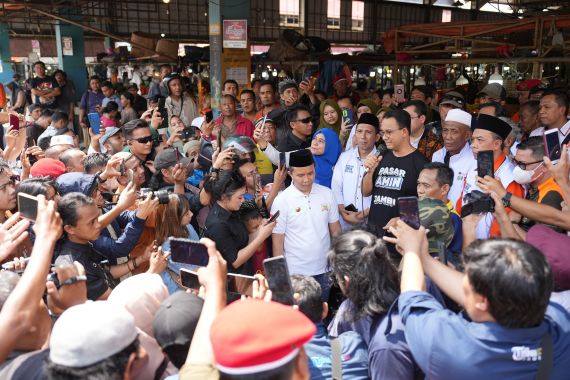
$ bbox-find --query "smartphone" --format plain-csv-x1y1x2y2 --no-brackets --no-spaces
158,98,169,129
180,268,201,290
88,113,101,134
263,256,295,305
9,114,19,131
169,238,209,266
398,196,421,230
279,152,286,168
2,256,31,270
342,109,354,129
174,148,181,164
18,193,38,221
477,150,495,178
127,168,134,183
543,129,562,164
395,84,405,103
437,241,447,265
344,204,358,212
181,127,194,140
267,210,280,224
205,109,214,123
227,273,257,298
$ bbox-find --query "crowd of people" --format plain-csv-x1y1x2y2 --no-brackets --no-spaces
0,60,569,379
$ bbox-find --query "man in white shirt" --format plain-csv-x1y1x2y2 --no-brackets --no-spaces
538,90,570,147
271,149,341,301
332,113,380,230
432,109,475,206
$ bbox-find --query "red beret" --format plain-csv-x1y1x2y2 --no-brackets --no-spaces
516,79,542,92
30,158,66,179
210,299,316,375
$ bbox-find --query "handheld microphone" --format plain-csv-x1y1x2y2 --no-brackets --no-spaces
363,146,386,174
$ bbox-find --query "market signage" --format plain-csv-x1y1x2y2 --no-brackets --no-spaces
223,20,247,49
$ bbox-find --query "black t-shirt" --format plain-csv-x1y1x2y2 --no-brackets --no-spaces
30,76,59,108
204,203,251,275
55,239,116,300
368,149,428,232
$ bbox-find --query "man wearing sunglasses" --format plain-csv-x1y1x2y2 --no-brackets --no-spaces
123,119,155,187
0,162,18,224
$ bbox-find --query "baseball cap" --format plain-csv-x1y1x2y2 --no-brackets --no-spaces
30,158,66,179
440,91,465,108
278,79,298,94
191,116,204,129
419,197,454,254
49,301,138,367
100,127,122,145
477,83,506,100
223,136,257,154
154,148,193,171
210,299,316,375
153,291,204,348
516,79,543,92
50,135,74,147
444,109,472,127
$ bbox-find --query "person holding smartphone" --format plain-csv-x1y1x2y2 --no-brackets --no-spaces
204,171,276,275
457,114,524,240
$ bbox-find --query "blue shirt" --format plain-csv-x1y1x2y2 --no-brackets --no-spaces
79,90,105,113
102,94,122,110
306,323,369,380
399,291,570,380
329,300,424,380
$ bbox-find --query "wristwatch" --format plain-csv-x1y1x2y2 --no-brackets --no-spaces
501,192,512,208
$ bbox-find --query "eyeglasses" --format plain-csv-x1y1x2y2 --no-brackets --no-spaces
130,136,153,144
512,158,543,170
0,175,19,191
296,117,312,124
379,128,404,138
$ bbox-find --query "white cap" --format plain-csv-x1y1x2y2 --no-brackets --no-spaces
444,109,472,127
191,116,205,129
50,135,74,147
49,301,138,367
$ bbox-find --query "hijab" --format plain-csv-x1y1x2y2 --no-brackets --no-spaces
319,99,342,135
312,128,342,188
357,99,380,117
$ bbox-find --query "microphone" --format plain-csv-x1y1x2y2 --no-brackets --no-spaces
363,146,386,174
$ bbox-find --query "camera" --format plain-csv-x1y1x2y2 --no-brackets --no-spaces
138,188,171,204
47,272,60,288
460,190,495,218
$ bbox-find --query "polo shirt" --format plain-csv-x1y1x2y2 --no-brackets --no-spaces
55,239,116,300
214,114,254,138
332,147,377,230
271,183,339,276
432,143,475,206
102,94,122,110
79,90,106,113
399,290,570,380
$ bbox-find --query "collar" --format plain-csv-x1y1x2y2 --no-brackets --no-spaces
559,119,570,137
290,182,315,197
289,130,307,146
493,153,507,172
356,146,377,160
466,319,548,342
537,176,559,192
212,202,233,221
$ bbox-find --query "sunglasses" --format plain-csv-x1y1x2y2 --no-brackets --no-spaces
130,136,153,144
296,117,312,124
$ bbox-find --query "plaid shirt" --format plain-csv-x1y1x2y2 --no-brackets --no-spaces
417,127,443,161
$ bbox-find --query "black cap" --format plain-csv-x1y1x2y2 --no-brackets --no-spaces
289,148,314,168
154,148,193,171
357,113,380,131
472,114,512,140
153,292,204,348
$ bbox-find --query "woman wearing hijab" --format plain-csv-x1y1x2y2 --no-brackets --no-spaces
318,99,342,135
356,99,380,120
311,127,342,188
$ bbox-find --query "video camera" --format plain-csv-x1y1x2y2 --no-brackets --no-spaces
138,188,171,205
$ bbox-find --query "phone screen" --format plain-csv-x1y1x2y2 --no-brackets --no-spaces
169,238,209,266
18,193,38,221
226,273,257,297
263,256,295,305
279,152,286,168
267,210,280,224
477,150,495,178
180,269,201,290
88,113,101,134
395,84,405,103
9,114,19,131
344,204,357,212
398,196,421,230
342,109,354,128
205,109,214,123
158,98,169,129
544,130,562,163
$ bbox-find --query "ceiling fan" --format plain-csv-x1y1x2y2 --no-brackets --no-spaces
452,1,464,6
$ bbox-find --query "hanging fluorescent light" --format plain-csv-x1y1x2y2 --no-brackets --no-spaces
414,77,426,86
163,0,171,3
488,67,503,85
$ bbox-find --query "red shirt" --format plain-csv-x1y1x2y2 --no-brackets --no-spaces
214,114,254,138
